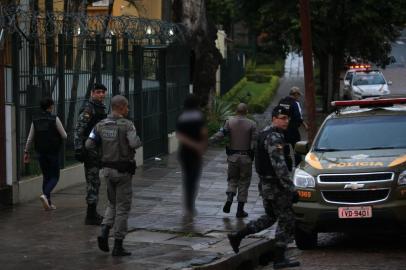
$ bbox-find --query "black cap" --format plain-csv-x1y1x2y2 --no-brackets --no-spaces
272,105,290,117
93,83,107,92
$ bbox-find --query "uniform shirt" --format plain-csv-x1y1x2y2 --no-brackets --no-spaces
176,109,205,155
263,125,293,192
211,115,257,150
74,98,107,151
25,116,67,152
85,114,141,163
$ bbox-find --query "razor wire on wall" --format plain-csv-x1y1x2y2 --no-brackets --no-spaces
0,4,185,44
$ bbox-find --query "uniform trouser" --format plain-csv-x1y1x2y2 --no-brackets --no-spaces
38,153,60,204
246,189,295,248
100,168,133,240
227,154,252,202
179,152,202,213
84,160,100,205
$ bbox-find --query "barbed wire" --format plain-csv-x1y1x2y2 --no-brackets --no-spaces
0,5,186,44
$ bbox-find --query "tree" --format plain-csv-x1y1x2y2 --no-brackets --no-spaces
236,0,406,106
172,0,222,107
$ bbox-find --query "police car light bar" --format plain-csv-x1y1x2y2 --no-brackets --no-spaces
349,64,371,69
331,98,406,107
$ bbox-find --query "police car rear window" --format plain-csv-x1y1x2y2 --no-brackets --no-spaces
314,115,406,151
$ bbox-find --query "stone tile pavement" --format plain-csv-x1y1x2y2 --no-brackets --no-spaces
0,148,276,270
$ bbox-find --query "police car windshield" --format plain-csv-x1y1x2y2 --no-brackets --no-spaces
353,74,385,86
345,72,353,81
314,115,406,151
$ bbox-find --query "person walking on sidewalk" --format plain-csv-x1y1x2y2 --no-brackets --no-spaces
227,105,300,269
278,86,308,171
209,103,257,218
24,98,67,210
86,95,141,256
176,94,208,218
74,83,107,225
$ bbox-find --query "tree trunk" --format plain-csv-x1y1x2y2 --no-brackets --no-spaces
172,0,222,107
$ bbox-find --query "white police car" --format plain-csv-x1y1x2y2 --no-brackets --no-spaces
349,70,392,99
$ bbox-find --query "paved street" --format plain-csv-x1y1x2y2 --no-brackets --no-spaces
259,232,406,270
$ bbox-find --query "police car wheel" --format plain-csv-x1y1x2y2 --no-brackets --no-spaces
295,227,317,250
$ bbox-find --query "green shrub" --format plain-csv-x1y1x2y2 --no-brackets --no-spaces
207,96,234,123
248,76,280,114
246,73,272,83
222,78,247,101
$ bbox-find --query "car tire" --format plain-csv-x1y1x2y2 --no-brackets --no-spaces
295,227,317,250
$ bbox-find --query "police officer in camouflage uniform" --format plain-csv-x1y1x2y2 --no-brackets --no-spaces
228,105,300,269
209,103,257,218
86,95,141,256
74,83,107,225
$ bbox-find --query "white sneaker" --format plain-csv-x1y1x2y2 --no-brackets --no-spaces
49,204,56,210
40,195,50,210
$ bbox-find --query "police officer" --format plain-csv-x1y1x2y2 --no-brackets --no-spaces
85,95,141,256
278,87,308,171
209,103,257,218
24,98,67,210
74,83,107,225
227,105,300,269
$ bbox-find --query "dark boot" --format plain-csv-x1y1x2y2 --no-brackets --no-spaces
85,204,103,225
273,246,300,269
236,202,248,218
227,226,253,253
223,193,235,213
97,224,111,252
112,239,131,257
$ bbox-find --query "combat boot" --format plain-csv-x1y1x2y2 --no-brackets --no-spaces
85,204,103,225
223,192,235,213
97,224,111,252
112,239,132,256
273,246,300,269
236,202,248,218
227,226,253,253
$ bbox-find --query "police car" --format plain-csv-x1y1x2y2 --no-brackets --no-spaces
349,70,392,99
293,98,406,249
342,64,371,99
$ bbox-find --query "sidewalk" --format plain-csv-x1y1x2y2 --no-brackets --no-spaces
0,149,277,270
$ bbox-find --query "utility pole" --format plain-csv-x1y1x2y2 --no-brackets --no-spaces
0,29,5,188
299,0,317,142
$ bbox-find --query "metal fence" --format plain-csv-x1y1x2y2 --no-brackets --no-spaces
220,51,245,95
0,9,190,181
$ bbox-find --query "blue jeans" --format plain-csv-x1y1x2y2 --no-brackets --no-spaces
38,153,60,204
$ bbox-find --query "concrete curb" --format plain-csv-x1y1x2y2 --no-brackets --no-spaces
195,238,275,270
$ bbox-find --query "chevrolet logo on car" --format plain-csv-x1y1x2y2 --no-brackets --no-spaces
344,183,365,190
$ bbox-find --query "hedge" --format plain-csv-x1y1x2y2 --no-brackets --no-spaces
248,75,280,113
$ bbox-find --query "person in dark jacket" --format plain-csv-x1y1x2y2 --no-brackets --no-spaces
24,98,67,210
278,87,308,171
74,83,107,225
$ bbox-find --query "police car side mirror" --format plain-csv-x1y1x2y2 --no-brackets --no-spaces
295,141,309,155
388,80,393,85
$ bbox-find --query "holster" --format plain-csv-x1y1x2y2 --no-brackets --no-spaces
102,161,137,175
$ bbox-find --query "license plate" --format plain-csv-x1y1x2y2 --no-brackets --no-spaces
338,206,372,219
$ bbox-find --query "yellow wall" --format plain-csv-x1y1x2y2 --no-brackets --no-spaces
36,0,163,19
113,0,162,19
